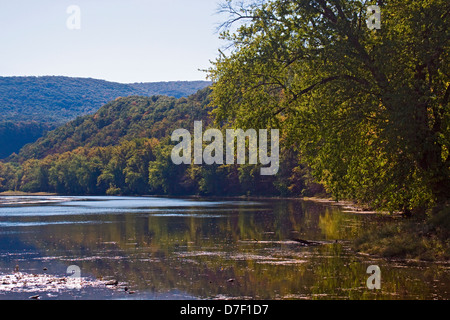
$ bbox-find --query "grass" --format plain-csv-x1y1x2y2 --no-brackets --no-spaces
0,191,57,196
353,205,450,261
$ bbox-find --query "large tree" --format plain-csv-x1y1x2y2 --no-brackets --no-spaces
208,0,449,213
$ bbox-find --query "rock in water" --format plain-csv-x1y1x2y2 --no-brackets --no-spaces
291,238,321,246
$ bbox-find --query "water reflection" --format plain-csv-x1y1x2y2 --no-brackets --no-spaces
0,196,448,299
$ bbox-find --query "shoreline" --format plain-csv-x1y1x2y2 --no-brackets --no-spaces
0,191,387,214
0,191,58,196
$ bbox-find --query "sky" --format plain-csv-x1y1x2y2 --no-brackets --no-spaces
0,0,228,83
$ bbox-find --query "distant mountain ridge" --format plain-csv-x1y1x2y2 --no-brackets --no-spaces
0,76,211,158
0,76,211,123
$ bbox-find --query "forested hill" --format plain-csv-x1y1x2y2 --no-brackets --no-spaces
128,82,212,100
1,86,319,197
0,76,211,158
15,87,213,161
0,76,211,123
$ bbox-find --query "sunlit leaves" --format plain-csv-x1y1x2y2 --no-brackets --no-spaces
209,0,450,212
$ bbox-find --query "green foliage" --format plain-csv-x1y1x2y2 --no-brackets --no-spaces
2,139,155,195
0,76,211,158
208,0,450,213
0,87,315,197
14,88,214,161
106,185,122,196
148,142,194,195
0,161,19,192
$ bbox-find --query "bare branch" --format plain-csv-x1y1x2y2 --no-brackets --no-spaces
216,0,257,32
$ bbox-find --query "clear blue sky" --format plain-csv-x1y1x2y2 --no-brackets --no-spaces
0,0,228,83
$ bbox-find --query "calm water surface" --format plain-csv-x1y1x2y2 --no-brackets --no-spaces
0,196,448,300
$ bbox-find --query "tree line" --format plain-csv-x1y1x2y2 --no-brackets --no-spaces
0,88,323,197
0,137,323,197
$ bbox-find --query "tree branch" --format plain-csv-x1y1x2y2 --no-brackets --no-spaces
271,74,371,116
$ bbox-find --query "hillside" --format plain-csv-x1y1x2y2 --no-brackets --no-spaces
15,87,213,161
0,76,211,123
0,87,319,197
0,76,211,158
0,121,55,159
128,81,212,100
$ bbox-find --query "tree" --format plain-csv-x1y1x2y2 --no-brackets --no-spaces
0,162,18,192
148,142,187,195
209,0,450,213
123,139,154,194
20,159,50,192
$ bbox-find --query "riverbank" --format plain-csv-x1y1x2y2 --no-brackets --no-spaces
293,198,450,262
353,205,450,262
0,191,57,196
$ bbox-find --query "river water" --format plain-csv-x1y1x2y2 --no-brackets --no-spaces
0,196,448,300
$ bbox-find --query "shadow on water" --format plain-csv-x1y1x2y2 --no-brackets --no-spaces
0,196,449,299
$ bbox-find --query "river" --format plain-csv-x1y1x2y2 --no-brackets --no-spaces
0,196,448,300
